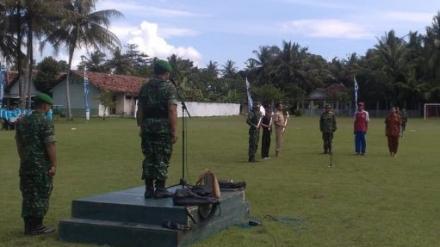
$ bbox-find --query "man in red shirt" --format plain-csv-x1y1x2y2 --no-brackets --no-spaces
354,102,369,155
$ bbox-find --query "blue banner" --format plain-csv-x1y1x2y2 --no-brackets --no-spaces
0,108,31,123
0,65,5,108
354,75,359,111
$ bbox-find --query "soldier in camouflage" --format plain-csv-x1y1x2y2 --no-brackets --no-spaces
319,104,337,154
137,60,178,199
246,103,262,162
15,93,57,235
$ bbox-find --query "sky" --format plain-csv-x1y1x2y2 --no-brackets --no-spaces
49,0,440,69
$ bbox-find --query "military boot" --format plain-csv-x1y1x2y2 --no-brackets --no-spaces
154,180,173,199
29,217,55,235
24,217,32,235
144,178,155,199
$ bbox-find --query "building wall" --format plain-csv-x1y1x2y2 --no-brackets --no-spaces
51,77,101,117
7,79,41,98
176,102,240,117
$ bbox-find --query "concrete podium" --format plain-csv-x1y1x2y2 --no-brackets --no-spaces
59,186,249,247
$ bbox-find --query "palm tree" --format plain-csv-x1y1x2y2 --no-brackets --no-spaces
0,1,16,63
22,0,61,108
222,60,237,79
47,0,122,119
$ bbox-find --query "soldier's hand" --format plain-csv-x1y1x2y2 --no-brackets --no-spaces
171,134,178,144
48,166,56,177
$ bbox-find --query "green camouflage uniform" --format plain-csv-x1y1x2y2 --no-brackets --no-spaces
138,78,178,181
320,111,337,153
15,112,55,218
247,109,261,161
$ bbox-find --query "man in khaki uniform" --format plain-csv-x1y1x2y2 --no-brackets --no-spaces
274,103,287,157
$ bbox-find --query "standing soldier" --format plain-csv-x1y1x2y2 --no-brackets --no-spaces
247,102,262,162
260,105,272,160
320,104,337,154
400,108,408,137
15,93,57,235
274,103,287,157
385,107,401,157
354,102,369,155
137,59,178,199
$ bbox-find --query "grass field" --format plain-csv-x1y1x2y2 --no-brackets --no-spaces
1,116,440,247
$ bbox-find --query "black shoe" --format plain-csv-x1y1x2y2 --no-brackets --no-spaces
154,180,173,199
144,179,155,199
29,225,55,235
144,189,154,199
154,188,173,198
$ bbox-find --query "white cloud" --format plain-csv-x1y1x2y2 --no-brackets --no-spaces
112,21,202,66
383,11,434,23
281,19,372,39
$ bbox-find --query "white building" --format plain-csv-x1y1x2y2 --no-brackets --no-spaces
51,71,146,117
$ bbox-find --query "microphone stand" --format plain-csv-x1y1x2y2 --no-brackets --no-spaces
170,79,191,188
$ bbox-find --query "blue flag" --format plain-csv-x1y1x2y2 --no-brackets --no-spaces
83,69,90,120
245,77,253,112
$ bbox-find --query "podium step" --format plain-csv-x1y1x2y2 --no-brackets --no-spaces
59,186,250,247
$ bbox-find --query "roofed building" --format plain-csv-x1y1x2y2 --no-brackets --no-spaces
50,71,146,117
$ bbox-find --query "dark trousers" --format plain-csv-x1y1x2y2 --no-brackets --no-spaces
322,132,333,153
387,136,399,154
261,129,271,158
248,129,259,161
355,131,366,154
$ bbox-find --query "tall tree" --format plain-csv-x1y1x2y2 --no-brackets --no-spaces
47,0,122,119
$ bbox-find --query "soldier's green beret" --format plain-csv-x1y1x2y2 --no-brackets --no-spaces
35,93,53,105
154,59,172,75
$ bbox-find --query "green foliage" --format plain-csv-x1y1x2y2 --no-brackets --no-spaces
253,84,284,105
34,56,63,93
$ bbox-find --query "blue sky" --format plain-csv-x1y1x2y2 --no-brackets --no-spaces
75,0,440,68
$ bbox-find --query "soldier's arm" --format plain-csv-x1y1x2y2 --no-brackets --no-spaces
46,142,57,177
15,135,24,161
319,115,323,131
333,115,337,131
136,104,143,127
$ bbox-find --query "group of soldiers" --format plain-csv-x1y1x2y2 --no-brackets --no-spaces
14,60,179,236
246,102,289,162
247,101,409,163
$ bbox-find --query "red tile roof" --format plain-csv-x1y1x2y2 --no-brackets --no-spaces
72,71,146,95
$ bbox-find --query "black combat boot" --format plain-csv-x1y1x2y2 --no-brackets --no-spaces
29,217,55,235
24,217,32,235
144,178,155,199
154,180,173,199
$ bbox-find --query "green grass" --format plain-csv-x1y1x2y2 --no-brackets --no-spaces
1,116,440,247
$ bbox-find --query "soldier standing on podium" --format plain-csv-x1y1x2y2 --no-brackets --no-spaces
137,60,178,199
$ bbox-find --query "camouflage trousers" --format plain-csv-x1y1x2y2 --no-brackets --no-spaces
322,132,334,153
248,128,260,160
20,172,53,218
141,130,172,181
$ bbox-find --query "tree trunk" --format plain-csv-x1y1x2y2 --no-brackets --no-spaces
16,3,25,108
26,16,33,109
66,46,74,120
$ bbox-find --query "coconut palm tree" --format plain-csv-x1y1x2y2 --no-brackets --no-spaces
47,0,122,119
0,1,16,63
